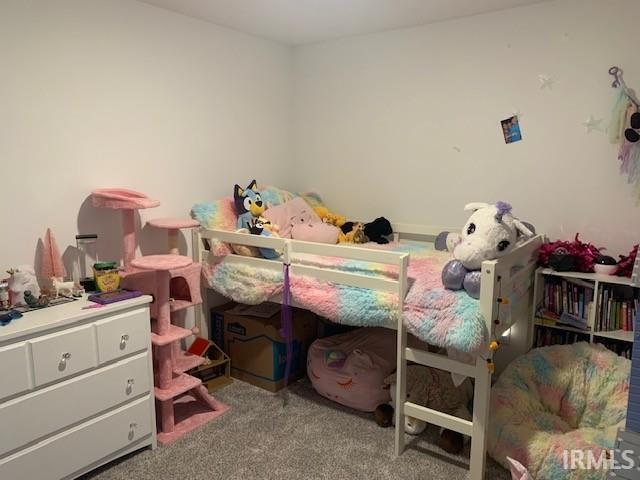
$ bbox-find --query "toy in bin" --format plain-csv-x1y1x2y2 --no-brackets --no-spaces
186,337,232,392
93,262,121,292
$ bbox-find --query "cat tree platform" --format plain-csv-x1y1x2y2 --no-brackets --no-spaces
147,218,200,255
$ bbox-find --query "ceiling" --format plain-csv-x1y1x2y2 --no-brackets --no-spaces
137,0,550,45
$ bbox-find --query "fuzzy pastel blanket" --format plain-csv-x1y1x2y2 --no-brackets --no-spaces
489,343,630,480
203,242,486,354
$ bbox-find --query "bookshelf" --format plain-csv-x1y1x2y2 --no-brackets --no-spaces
530,267,637,358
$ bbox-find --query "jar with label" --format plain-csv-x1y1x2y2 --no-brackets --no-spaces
93,262,121,292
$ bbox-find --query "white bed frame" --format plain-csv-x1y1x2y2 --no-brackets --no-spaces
192,224,544,479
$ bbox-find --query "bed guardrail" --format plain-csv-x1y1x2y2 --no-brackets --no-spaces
196,228,410,298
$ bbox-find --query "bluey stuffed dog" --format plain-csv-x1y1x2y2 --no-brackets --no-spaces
234,180,266,230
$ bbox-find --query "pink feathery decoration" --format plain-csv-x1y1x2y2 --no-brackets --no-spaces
40,228,66,279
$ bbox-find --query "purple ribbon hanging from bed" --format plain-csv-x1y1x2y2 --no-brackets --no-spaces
281,263,293,386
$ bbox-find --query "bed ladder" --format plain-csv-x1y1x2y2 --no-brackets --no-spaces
394,270,495,480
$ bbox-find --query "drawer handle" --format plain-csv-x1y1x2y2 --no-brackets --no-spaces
59,352,72,370
128,422,137,441
120,334,130,349
126,378,135,394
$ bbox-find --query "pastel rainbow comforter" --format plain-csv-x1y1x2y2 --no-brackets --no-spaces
202,242,487,354
192,187,487,354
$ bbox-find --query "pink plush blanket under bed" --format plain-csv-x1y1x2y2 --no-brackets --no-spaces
202,242,487,354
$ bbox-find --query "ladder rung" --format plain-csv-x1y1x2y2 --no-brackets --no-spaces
405,347,477,379
403,401,473,436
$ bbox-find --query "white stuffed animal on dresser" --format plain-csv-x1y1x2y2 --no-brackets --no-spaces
7,265,41,306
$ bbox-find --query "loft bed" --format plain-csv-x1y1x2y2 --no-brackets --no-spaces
191,220,543,480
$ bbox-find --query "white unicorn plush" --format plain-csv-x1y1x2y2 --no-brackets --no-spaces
7,265,41,306
437,202,535,298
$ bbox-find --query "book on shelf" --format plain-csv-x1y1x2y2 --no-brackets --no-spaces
539,276,593,330
534,325,589,348
541,275,637,333
595,284,637,332
536,308,590,330
594,337,633,359
534,324,634,359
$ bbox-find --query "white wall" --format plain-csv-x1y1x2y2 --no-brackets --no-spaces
3,0,639,274
292,0,640,256
0,0,292,274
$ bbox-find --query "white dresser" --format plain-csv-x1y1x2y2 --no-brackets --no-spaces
0,296,156,480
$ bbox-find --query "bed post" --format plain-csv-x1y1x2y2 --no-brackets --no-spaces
192,228,207,338
470,260,499,480
470,357,491,480
394,254,409,455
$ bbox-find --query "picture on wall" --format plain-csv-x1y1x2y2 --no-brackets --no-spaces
501,115,522,144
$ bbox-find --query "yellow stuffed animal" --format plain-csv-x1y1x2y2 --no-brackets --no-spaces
314,206,346,228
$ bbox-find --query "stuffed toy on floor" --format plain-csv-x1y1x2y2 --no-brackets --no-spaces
437,202,535,298
374,364,472,454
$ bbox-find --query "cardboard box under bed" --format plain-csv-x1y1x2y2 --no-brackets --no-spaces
210,303,318,392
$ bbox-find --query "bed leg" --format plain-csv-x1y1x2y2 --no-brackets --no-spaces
192,228,208,339
469,358,491,480
394,317,408,456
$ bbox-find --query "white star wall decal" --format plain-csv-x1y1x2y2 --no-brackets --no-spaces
538,74,555,90
583,115,603,133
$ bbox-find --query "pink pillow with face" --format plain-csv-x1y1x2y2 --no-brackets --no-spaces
263,197,320,239
291,222,339,244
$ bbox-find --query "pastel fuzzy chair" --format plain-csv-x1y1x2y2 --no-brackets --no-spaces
489,343,630,480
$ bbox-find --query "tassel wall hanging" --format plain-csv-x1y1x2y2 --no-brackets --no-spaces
608,66,640,203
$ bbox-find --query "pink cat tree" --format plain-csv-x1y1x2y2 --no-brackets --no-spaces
91,188,229,445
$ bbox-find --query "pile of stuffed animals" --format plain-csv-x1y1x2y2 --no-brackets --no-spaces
232,180,394,258
232,184,536,301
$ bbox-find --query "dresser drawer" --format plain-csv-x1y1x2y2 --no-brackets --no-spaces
0,343,31,401
0,395,152,480
29,324,97,386
95,307,149,364
0,352,151,457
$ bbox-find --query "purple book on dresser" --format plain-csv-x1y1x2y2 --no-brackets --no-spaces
88,289,142,305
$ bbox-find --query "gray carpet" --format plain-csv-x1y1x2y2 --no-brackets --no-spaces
83,379,510,480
